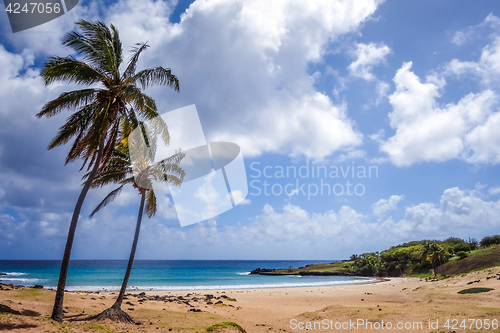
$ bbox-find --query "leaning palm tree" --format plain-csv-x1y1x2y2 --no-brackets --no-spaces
37,20,179,322
88,124,185,322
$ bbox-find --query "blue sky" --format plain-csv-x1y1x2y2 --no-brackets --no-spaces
1,0,500,260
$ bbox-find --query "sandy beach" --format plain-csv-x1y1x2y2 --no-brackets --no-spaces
1,267,500,332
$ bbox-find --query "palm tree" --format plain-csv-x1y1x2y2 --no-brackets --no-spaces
37,20,179,322
423,242,448,277
88,125,185,322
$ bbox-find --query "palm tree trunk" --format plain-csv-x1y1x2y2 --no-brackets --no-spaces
112,189,146,310
51,126,108,322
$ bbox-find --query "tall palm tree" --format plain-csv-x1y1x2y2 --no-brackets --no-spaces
88,124,185,322
37,20,179,322
423,242,448,277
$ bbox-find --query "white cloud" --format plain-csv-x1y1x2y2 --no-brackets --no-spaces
372,195,404,215
396,187,500,239
231,190,251,205
2,184,500,259
489,186,500,195
380,62,498,166
104,0,386,161
451,13,500,46
447,36,500,87
348,42,391,81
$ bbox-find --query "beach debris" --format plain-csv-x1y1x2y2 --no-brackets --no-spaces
467,280,481,285
188,308,202,312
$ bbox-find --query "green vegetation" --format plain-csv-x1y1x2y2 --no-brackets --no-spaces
84,324,119,333
206,322,246,332
439,244,500,275
259,235,500,278
458,287,494,294
480,235,500,247
345,236,500,277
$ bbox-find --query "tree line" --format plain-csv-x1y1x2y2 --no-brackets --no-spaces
348,235,499,277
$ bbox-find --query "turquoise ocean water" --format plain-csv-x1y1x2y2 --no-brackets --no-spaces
0,260,372,292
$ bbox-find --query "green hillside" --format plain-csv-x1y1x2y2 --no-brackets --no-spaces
251,236,500,278
438,244,500,275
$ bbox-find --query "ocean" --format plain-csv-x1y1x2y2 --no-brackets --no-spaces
0,260,372,292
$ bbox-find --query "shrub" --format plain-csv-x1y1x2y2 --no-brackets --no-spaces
454,243,471,253
456,251,468,259
458,287,494,294
206,322,246,332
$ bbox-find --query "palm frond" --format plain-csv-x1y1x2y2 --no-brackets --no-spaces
89,184,124,217
110,23,123,80
47,102,96,150
121,84,158,119
37,88,99,118
132,67,179,91
41,57,105,87
122,42,149,80
63,20,120,81
145,190,157,218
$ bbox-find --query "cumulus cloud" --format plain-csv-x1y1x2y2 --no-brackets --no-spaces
372,195,404,215
395,187,500,239
348,42,391,81
488,186,500,195
380,62,498,166
377,15,500,166
2,184,500,259
0,0,387,258
447,35,500,87
104,0,387,160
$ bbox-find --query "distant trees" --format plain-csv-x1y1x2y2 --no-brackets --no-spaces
348,234,498,277
480,235,500,247
467,238,478,250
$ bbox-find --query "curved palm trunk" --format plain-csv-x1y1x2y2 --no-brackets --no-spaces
112,189,146,309
51,127,108,322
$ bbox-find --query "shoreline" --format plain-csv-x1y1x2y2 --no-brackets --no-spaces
0,276,386,294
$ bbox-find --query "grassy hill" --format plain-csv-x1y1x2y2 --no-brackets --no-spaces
250,244,500,278
438,244,500,275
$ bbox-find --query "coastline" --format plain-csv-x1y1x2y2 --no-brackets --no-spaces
2,269,500,332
